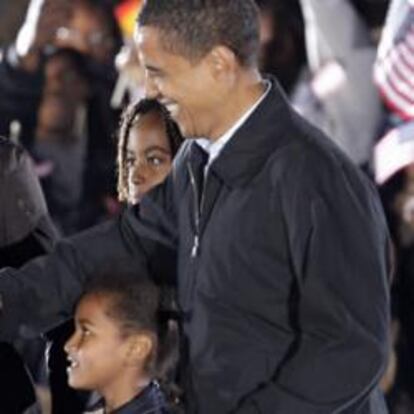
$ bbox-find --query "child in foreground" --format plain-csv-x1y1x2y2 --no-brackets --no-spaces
64,270,178,413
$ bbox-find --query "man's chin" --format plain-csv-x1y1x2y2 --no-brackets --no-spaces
171,115,198,139
168,112,187,135
175,120,193,139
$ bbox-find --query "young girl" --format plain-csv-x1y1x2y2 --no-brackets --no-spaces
117,98,184,205
64,269,178,413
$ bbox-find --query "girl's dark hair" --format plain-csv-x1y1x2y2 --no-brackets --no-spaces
81,269,179,385
117,98,184,202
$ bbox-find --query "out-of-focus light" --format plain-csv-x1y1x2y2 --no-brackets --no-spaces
115,0,142,39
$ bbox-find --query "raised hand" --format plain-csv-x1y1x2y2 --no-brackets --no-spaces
15,0,73,71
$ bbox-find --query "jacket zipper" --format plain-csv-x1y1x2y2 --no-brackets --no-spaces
188,163,207,258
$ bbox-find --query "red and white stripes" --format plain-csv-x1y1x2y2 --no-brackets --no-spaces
374,8,414,120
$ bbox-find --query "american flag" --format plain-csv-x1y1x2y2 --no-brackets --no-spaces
374,121,414,184
374,4,414,120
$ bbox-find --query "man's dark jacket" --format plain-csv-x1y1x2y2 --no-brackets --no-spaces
0,80,390,413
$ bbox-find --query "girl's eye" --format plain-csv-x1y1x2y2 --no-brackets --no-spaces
80,326,91,339
125,156,136,167
147,156,163,166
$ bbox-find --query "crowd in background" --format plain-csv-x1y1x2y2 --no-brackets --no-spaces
0,0,413,413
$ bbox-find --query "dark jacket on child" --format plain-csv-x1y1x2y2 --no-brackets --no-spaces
86,382,171,414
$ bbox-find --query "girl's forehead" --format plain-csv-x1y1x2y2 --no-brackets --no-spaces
128,113,170,148
75,293,128,333
76,292,113,319
133,110,164,129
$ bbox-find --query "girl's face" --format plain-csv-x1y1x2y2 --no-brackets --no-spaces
126,112,173,204
64,294,151,407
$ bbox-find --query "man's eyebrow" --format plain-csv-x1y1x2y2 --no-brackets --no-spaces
145,65,164,74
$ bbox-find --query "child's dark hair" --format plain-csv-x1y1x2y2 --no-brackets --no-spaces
80,269,179,391
117,98,184,202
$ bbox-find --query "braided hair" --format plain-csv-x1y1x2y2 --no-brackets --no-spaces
117,99,183,202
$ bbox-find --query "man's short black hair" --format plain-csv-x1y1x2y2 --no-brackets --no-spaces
138,0,260,67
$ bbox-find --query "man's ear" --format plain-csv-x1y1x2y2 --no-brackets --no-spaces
206,45,238,84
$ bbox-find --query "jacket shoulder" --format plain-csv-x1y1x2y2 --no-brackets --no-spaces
267,110,379,211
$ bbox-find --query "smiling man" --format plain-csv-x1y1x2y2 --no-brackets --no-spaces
0,1,390,413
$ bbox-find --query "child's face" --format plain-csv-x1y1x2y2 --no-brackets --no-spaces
64,293,149,400
126,112,173,204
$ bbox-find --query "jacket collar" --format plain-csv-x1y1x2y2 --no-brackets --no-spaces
86,382,168,414
203,77,293,188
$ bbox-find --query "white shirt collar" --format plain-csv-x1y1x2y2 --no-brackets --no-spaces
196,80,271,166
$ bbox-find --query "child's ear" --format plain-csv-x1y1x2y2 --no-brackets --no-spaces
125,333,154,366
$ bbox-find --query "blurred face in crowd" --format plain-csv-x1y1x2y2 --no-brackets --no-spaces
44,54,88,101
55,1,116,63
36,53,89,138
64,293,152,408
126,112,173,204
136,26,232,140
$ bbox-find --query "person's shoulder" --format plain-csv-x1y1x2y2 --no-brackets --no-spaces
268,109,372,197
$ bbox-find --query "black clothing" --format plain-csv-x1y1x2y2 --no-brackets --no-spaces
0,137,58,249
0,137,58,414
0,343,38,414
86,382,171,414
0,218,55,267
0,80,390,413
